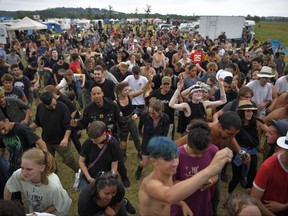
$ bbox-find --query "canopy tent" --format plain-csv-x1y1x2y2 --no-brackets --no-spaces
271,40,287,54
43,21,62,33
7,16,47,31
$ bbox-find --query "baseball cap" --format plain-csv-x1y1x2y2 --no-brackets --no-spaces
161,76,171,84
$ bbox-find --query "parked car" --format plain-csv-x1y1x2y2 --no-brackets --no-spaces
157,23,174,31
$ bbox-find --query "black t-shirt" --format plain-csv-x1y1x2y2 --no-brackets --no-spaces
165,50,177,68
215,89,238,111
48,58,58,69
13,75,32,100
52,62,69,83
80,135,120,178
116,97,134,117
236,123,259,148
34,101,71,144
78,182,125,216
0,123,38,172
89,79,116,101
185,101,206,127
23,66,37,81
57,95,77,114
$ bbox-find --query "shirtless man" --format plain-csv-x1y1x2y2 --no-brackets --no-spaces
138,136,233,216
176,111,243,153
80,47,102,59
172,47,183,68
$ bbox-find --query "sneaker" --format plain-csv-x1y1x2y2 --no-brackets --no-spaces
135,166,143,180
124,198,136,214
122,178,130,188
221,172,228,183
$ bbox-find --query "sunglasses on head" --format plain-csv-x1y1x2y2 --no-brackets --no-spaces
97,171,118,182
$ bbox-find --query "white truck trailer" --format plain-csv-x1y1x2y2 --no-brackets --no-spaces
198,16,245,40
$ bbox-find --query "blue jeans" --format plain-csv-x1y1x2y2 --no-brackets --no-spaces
75,79,83,107
0,157,11,199
80,175,90,190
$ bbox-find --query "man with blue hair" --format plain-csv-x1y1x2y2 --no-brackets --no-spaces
138,136,233,216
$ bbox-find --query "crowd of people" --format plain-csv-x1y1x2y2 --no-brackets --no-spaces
0,22,287,216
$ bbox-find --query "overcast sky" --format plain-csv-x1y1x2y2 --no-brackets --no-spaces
0,0,287,17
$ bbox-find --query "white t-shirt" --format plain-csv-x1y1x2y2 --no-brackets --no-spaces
275,76,288,93
6,169,72,216
124,75,148,105
246,80,272,116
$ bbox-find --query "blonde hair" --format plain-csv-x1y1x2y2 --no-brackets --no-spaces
21,148,56,185
225,193,260,216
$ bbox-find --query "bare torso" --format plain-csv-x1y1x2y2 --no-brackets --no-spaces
138,173,173,216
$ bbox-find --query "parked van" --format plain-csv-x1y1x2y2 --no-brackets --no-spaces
179,22,198,33
0,24,8,44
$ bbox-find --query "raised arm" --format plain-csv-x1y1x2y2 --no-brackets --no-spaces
169,79,189,113
145,148,233,204
129,80,151,99
203,78,227,109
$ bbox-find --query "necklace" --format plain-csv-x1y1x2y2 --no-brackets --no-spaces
30,179,42,185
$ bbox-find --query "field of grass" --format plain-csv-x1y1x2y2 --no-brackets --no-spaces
253,21,288,61
12,21,288,215
254,22,288,47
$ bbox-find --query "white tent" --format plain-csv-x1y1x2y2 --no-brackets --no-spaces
7,16,47,31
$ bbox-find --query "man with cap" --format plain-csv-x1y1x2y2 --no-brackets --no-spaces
52,54,69,85
263,118,288,158
246,66,274,117
250,131,288,216
145,76,175,139
275,65,288,95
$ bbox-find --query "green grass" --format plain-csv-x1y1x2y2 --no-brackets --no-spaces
253,21,288,62
254,22,288,47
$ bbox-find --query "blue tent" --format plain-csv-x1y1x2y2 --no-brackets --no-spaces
271,40,287,54
44,22,62,33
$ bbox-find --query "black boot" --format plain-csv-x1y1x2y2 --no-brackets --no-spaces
135,165,143,180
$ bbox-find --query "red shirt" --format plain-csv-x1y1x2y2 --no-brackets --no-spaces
69,61,81,74
253,154,288,216
190,50,204,64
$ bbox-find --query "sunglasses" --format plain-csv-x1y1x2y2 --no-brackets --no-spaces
97,171,118,182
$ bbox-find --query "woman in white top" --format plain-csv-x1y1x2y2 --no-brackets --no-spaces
4,148,71,216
